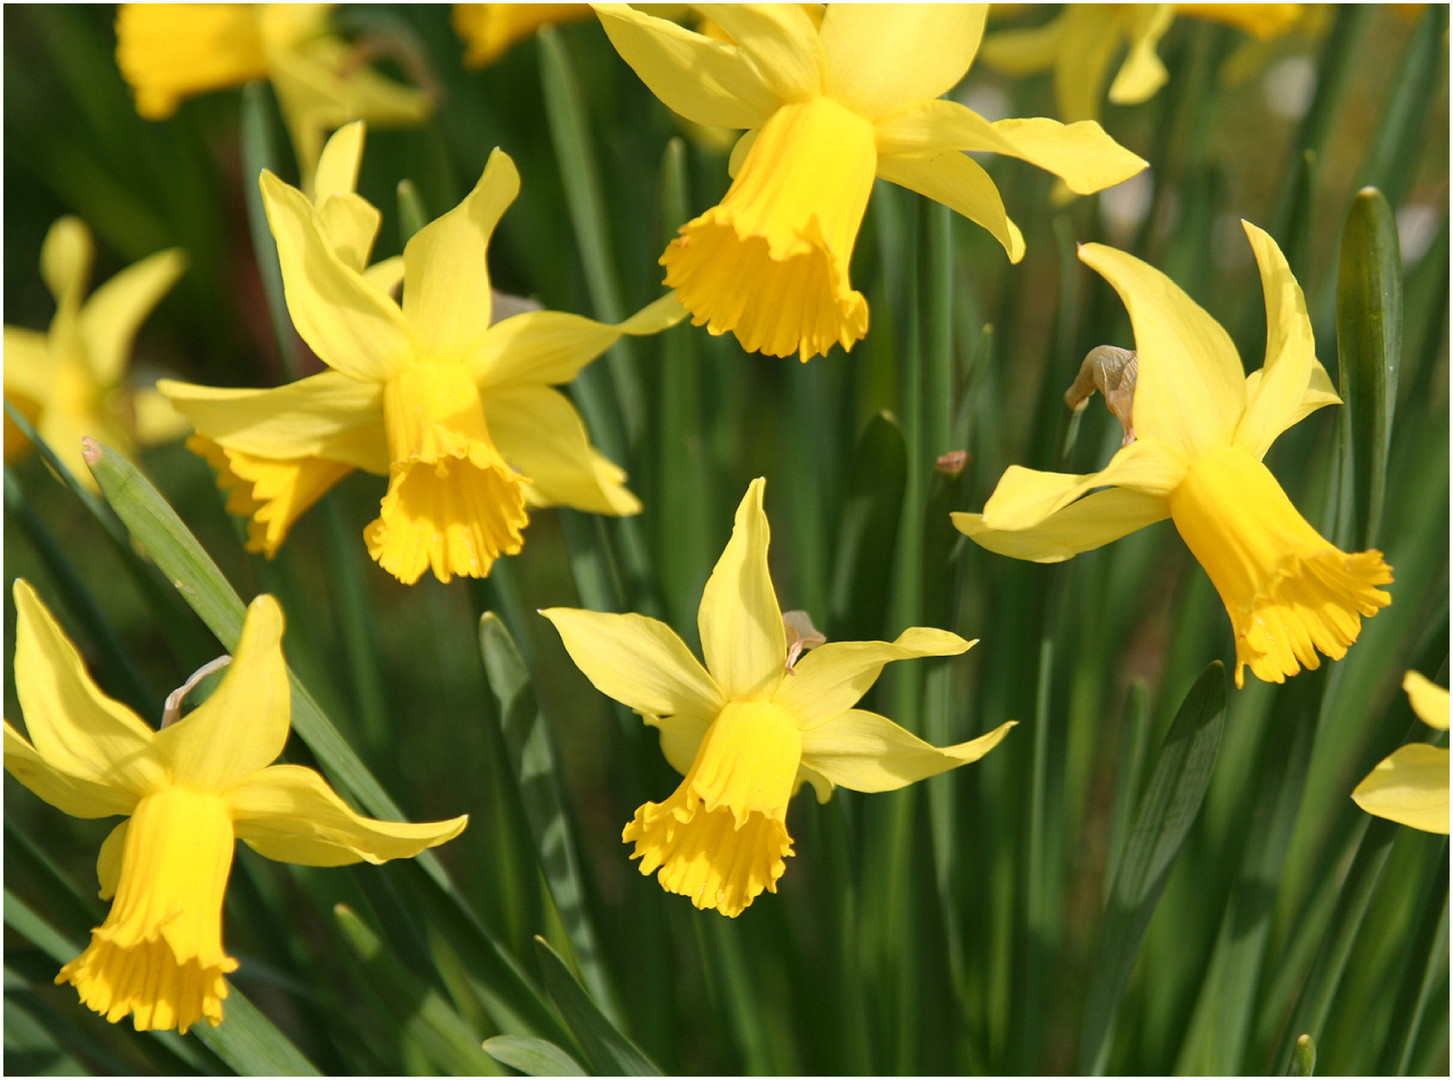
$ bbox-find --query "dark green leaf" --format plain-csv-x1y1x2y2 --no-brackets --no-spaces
533,935,661,1076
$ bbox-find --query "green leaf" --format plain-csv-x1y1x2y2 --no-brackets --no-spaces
396,179,429,245
1288,1033,1316,1077
1078,661,1227,1075
483,1035,588,1076
239,80,299,379
829,412,907,642
533,935,662,1076
1336,187,1402,550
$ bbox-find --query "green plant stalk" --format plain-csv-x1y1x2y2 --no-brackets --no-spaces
240,81,300,380
1394,885,1449,1075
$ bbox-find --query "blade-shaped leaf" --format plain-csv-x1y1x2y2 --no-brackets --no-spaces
533,935,661,1076
483,1034,588,1076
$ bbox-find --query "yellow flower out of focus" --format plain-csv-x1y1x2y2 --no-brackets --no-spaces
593,3,1147,361
544,478,1014,916
980,3,1307,122
3,217,187,491
953,221,1392,688
453,3,593,66
2,581,467,1033
114,4,432,191
160,123,685,585
1352,671,1449,834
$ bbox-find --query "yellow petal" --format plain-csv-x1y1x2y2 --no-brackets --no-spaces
979,436,1185,532
129,386,191,447
1046,7,1125,122
773,628,974,727
1233,220,1327,459
4,722,138,819
978,13,1065,74
473,293,687,392
485,385,640,515
1351,744,1449,835
114,3,270,119
1106,4,1174,104
698,4,824,104
313,120,366,204
317,193,382,273
154,595,289,790
4,325,53,408
952,487,1171,563
10,580,162,798
1404,672,1450,731
1242,359,1340,442
698,478,786,701
78,248,187,388
403,148,518,365
593,4,779,129
260,170,413,382
158,371,388,473
229,763,469,865
540,608,724,720
363,255,406,298
876,150,1025,263
800,711,1015,792
652,712,715,777
41,216,93,314
821,3,986,119
1078,242,1247,458
454,4,593,67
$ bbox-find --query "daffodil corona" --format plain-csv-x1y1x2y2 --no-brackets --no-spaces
594,3,1147,360
161,123,685,585
1352,672,1450,834
3,582,467,1032
545,478,1013,916
954,222,1392,687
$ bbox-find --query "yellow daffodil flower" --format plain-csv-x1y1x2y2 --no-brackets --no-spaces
3,217,187,491
1352,671,1449,834
954,221,1392,688
3,580,467,1033
161,125,685,584
115,4,431,191
593,3,1146,361
981,4,1304,123
453,3,593,66
544,478,1014,916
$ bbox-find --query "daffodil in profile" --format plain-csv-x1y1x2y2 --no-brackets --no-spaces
594,3,1146,361
3,581,467,1033
544,478,1013,916
115,4,431,190
1352,672,1449,834
954,221,1392,688
161,126,685,584
453,3,592,67
3,217,186,491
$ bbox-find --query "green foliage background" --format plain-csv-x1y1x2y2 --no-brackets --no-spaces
3,5,1448,1075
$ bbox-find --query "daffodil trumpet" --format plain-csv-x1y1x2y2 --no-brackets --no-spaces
954,221,1392,688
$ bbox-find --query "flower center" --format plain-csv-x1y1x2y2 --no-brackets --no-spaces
661,96,878,361
57,786,238,1033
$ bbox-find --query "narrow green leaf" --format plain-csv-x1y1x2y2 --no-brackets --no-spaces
829,412,907,641
483,1034,588,1076
1353,4,1448,208
239,80,299,379
533,935,662,1076
1079,661,1227,1075
1394,891,1449,1075
1336,187,1402,549
478,613,616,1018
1288,1033,1316,1077
397,179,429,245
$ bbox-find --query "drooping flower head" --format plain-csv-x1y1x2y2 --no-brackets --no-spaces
3,581,467,1032
3,217,187,490
160,123,685,584
1352,671,1449,835
954,221,1392,688
453,3,593,67
544,478,1013,916
594,2,1147,361
114,4,431,191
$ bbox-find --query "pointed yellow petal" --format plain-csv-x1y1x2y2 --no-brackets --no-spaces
980,436,1185,531
698,478,786,701
155,595,289,789
229,763,468,865
403,149,518,364
313,120,366,204
158,372,388,472
261,170,413,382
1047,8,1125,123
1351,744,1449,834
953,487,1170,563
1242,358,1340,441
698,4,823,103
1404,672,1450,731
78,248,187,387
1106,4,1173,104
11,580,162,798
821,3,986,119
473,293,687,391
317,193,383,273
1233,221,1326,458
876,150,1025,262
1078,242,1247,457
454,4,593,67
3,325,52,407
486,386,640,515
801,711,1015,792
129,387,191,447
4,722,139,818
774,628,973,727
114,3,270,119
594,4,779,129
541,608,724,720
40,217,94,313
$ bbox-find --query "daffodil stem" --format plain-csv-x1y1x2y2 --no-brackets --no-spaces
240,80,301,381
319,497,391,749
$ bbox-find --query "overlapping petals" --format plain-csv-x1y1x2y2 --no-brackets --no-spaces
1352,672,1450,834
